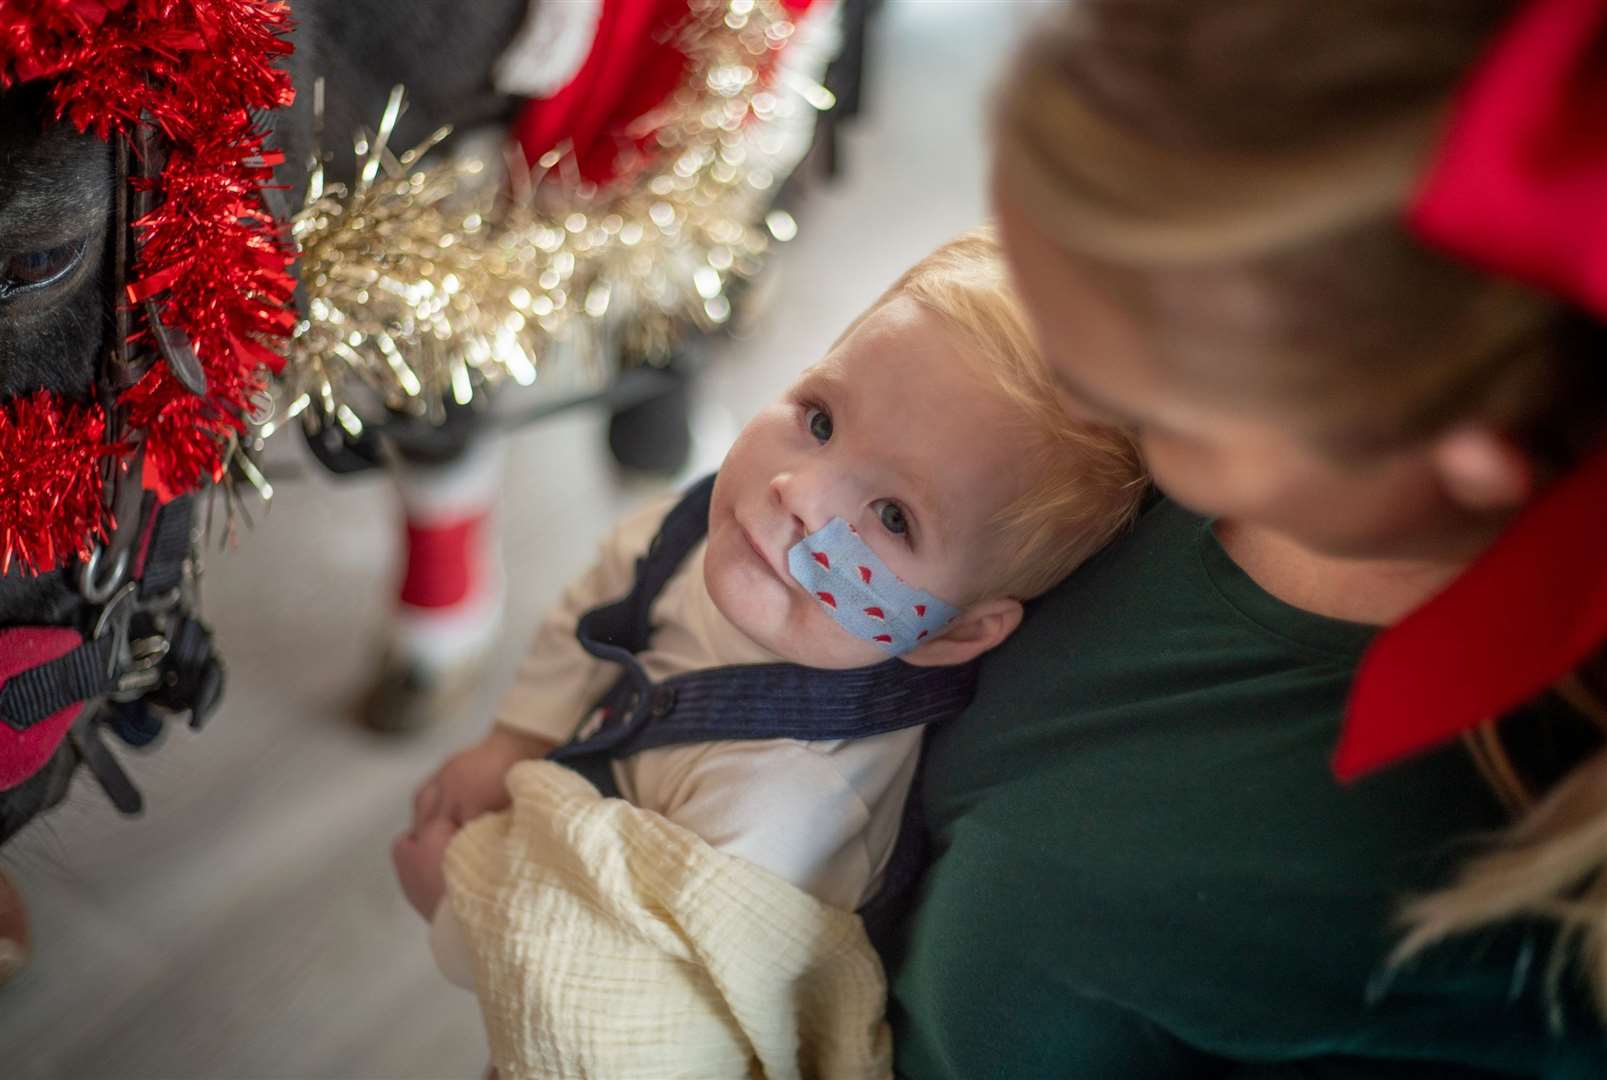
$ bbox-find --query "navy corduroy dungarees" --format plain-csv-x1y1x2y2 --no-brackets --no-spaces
547,474,979,950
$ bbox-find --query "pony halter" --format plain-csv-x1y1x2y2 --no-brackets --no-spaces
0,1,296,802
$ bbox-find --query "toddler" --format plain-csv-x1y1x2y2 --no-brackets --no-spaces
393,228,1144,1053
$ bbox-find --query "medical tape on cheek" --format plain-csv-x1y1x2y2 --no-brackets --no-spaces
786,517,960,655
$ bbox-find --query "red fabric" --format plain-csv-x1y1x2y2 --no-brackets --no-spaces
131,501,160,579
142,453,179,505
511,0,696,184
1407,0,1607,317
1336,442,1607,780
399,515,485,609
0,627,85,791
1335,0,1607,779
510,0,818,185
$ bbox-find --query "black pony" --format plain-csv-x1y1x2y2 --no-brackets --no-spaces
0,0,528,842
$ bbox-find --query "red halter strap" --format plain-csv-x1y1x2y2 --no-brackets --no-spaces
0,628,85,791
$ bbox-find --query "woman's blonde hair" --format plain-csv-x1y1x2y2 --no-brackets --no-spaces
995,0,1607,1015
849,227,1146,599
994,0,1607,459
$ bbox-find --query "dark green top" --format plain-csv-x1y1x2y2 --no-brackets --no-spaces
890,498,1607,1078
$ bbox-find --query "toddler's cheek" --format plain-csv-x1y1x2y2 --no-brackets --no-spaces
787,600,897,669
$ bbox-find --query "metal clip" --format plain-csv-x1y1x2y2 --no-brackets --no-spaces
79,544,132,606
79,448,148,605
136,585,183,619
91,581,139,680
113,636,170,699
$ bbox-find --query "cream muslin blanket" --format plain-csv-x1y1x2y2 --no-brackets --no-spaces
442,760,893,1079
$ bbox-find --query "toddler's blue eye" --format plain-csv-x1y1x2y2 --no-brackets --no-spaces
806,407,833,443
877,500,908,536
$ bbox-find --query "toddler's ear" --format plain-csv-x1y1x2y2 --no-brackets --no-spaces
902,597,1023,668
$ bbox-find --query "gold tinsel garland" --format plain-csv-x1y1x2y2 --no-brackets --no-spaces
275,0,834,439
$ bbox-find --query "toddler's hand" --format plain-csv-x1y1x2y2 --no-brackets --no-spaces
391,815,455,919
412,725,556,834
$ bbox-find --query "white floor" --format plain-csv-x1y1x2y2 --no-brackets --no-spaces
0,4,1054,1076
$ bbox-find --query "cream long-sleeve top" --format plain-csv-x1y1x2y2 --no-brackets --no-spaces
430,492,925,986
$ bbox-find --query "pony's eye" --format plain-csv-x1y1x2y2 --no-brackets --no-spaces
2,240,85,293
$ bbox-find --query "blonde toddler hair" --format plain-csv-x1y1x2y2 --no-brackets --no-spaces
850,227,1146,599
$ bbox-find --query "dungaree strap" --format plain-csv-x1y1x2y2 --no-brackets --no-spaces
574,474,716,663
557,474,720,768
600,659,976,756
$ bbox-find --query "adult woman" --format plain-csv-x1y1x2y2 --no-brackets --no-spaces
890,2,1607,1076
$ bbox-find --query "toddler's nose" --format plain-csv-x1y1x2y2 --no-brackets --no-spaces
769,471,819,540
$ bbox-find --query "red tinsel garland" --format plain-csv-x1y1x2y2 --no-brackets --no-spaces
0,393,119,576
0,0,295,574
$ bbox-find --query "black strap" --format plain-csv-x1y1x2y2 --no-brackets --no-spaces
0,636,116,732
72,709,144,815
630,473,718,632
568,474,718,714
574,473,716,657
0,494,199,733
576,660,978,761
855,757,931,957
562,753,622,800
160,616,226,731
139,497,192,598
